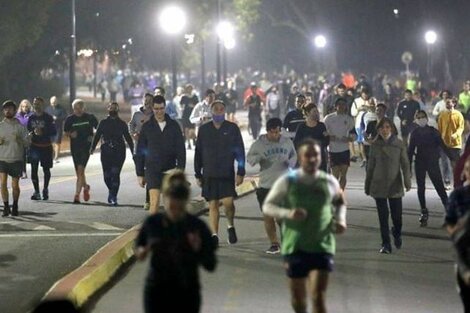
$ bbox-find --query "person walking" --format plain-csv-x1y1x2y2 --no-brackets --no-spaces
128,93,154,210
45,96,67,163
365,118,411,254
243,82,264,140
0,101,29,216
283,94,306,139
15,99,32,179
294,103,329,172
91,102,134,206
27,97,56,201
266,85,281,119
408,110,449,226
438,97,465,172
323,98,356,190
180,84,199,149
135,170,217,313
247,118,297,254
134,95,186,214
194,100,245,246
446,156,470,313
263,138,347,313
64,99,98,204
397,89,421,146
189,89,215,126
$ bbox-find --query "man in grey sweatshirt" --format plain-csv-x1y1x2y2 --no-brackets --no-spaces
247,118,297,254
0,100,30,216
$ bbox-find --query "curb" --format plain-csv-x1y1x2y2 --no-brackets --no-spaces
42,176,258,309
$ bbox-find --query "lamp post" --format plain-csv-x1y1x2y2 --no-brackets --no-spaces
424,30,437,78
70,0,77,108
217,21,235,85
159,6,187,96
313,35,327,72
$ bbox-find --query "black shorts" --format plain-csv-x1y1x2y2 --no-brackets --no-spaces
256,188,270,210
202,177,236,201
0,161,23,178
284,251,334,278
29,145,53,168
329,150,350,167
52,128,63,144
145,169,166,190
226,103,236,114
71,146,90,169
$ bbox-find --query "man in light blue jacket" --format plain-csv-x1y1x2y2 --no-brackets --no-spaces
247,118,297,254
0,100,30,216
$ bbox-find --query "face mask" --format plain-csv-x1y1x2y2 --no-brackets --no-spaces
212,114,225,123
415,118,428,127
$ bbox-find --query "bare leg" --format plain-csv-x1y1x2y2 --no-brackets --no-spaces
11,177,20,202
148,189,161,214
264,215,279,244
75,166,85,196
0,173,8,203
208,200,220,235
308,270,329,313
221,197,235,227
289,278,308,313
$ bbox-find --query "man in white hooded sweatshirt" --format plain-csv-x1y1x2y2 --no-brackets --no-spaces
0,100,30,216
247,117,297,254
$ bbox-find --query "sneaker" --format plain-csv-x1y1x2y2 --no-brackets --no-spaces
360,160,367,168
31,192,41,200
227,226,238,244
42,189,49,201
391,227,402,249
54,159,60,164
83,185,91,202
419,210,429,227
2,206,10,217
379,244,392,254
350,156,358,162
212,234,219,247
143,202,150,210
11,205,18,217
265,244,281,254
73,195,81,204
107,193,113,204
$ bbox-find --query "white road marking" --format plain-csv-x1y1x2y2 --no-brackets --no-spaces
90,222,124,231
0,232,122,238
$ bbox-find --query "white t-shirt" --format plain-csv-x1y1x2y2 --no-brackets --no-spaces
158,121,166,131
323,112,355,153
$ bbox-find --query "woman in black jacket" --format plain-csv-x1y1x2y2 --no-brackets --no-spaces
91,102,134,205
293,103,329,171
408,110,449,226
135,170,217,313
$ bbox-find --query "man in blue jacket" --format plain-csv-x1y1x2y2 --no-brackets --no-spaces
134,95,185,214
195,100,245,246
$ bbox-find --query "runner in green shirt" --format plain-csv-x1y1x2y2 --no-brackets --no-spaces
263,138,347,313
458,81,470,113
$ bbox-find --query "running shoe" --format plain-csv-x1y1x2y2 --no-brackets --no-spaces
143,202,150,210
83,184,91,202
227,226,238,244
31,192,41,200
212,234,219,247
265,244,281,254
42,189,49,201
11,205,18,217
73,195,81,204
379,244,392,254
2,206,10,217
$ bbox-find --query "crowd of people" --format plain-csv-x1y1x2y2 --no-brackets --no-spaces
1,71,470,312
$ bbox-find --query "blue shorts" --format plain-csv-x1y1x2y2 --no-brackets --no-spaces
355,127,364,143
283,251,334,278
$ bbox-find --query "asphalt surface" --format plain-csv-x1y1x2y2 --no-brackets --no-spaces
90,164,462,313
0,98,259,313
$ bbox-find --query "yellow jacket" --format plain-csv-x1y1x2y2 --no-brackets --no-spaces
437,110,465,148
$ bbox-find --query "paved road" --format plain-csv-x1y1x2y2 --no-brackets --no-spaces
90,164,462,313
0,100,259,313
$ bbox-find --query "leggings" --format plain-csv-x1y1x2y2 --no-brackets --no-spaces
415,158,448,211
31,161,51,193
101,147,125,198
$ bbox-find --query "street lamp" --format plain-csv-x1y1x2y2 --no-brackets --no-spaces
314,35,327,48
424,30,437,77
217,21,235,85
70,0,77,109
159,6,187,95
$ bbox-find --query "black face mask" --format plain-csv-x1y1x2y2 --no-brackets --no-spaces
109,111,118,117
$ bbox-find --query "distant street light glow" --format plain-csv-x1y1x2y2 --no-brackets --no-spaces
425,30,437,44
224,37,236,50
314,35,327,48
159,6,186,34
217,21,235,41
